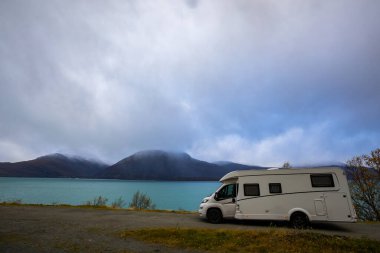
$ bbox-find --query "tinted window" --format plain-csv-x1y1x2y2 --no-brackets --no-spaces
310,174,335,187
269,183,282,193
244,184,260,196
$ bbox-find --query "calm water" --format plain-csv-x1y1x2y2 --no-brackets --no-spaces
0,177,220,211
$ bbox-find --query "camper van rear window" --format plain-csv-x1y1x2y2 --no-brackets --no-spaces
310,174,335,187
269,183,282,193
244,184,260,196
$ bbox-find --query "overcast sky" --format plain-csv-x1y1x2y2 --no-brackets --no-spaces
1,0,379,166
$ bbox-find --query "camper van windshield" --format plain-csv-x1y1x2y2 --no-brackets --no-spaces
217,184,236,199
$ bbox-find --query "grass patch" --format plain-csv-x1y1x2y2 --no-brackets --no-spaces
121,228,380,253
360,220,380,225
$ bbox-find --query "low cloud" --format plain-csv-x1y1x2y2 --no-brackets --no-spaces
188,124,376,167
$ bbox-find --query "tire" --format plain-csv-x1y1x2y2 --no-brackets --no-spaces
207,208,223,224
290,212,309,229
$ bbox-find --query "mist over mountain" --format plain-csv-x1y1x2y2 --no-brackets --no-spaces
96,150,266,180
0,150,266,180
214,161,266,172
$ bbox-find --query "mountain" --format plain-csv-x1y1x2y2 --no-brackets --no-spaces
0,151,351,181
0,153,108,178
0,150,266,180
96,150,265,181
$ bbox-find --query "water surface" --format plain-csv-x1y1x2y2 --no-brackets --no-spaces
0,177,220,211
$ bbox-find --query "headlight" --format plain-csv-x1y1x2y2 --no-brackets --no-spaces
201,198,209,203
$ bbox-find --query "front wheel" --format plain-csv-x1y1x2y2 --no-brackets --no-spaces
207,208,223,224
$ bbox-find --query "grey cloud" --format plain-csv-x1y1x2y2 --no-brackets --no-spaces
1,0,379,164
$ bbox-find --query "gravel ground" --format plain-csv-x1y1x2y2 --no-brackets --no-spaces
1,205,379,252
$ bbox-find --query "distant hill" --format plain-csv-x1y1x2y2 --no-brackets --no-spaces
96,150,257,181
0,153,108,178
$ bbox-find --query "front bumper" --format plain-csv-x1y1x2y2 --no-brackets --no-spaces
198,204,207,217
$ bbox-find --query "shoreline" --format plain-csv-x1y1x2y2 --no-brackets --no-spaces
0,201,196,214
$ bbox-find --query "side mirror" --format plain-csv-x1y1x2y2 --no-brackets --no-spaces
214,192,219,200
232,198,236,203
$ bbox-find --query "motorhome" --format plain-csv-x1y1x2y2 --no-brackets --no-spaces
199,167,357,227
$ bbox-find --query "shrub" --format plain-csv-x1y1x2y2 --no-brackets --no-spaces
129,191,156,210
111,196,126,208
85,196,108,207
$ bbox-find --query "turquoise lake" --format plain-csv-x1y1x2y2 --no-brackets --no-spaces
0,177,220,211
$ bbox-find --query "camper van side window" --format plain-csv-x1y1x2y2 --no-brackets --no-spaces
310,174,335,187
244,184,260,196
269,183,282,193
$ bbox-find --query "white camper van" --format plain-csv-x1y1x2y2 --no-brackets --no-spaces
199,167,357,227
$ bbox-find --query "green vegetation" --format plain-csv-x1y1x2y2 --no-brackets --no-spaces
121,228,380,253
129,191,156,210
83,192,156,210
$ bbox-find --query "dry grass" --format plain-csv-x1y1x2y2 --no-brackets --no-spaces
121,228,380,253
0,201,195,214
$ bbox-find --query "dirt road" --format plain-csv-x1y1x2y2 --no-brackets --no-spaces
1,205,379,252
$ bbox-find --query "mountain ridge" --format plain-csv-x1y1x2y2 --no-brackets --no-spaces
0,150,265,181
0,153,108,178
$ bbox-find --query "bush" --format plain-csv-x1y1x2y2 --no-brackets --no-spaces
129,191,156,210
111,196,126,208
85,196,108,207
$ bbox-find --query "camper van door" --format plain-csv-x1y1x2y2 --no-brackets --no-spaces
215,183,237,217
